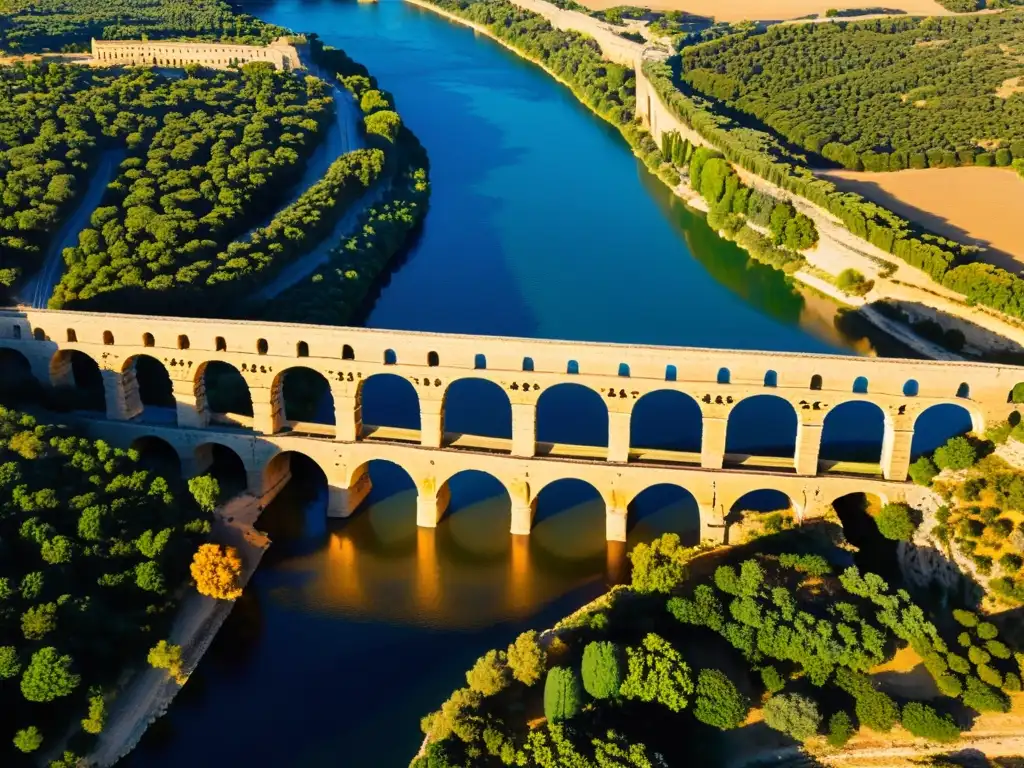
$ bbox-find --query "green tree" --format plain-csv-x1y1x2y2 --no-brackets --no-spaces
543,666,585,723
763,693,821,741
0,646,21,679
12,726,43,753
20,647,80,702
581,641,623,700
507,630,546,686
827,710,854,747
466,650,509,696
694,668,748,730
188,475,220,513
148,640,185,683
909,456,938,486
620,633,694,712
628,533,694,593
933,436,977,470
901,702,960,742
81,694,106,735
875,503,918,541
21,602,57,640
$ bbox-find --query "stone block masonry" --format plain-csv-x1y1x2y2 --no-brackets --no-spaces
89,38,302,71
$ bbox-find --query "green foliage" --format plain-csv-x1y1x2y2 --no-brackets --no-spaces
778,553,831,576
506,630,547,686
627,533,694,593
81,694,106,735
694,668,748,730
827,710,854,747
976,622,998,640
835,668,899,732
20,646,80,702
0,646,21,679
761,665,785,693
909,456,939,486
666,583,724,631
543,666,585,723
421,688,484,743
934,437,978,471
962,676,1011,713
900,702,960,742
836,268,873,296
466,649,509,696
875,503,918,541
188,475,220,514
12,726,42,753
763,693,821,741
620,633,693,712
581,641,623,700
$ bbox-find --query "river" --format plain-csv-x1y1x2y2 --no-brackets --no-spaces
124,1,933,765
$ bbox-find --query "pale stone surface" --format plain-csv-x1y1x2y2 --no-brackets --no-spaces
89,37,302,71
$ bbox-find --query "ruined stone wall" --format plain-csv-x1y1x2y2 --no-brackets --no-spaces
89,38,302,71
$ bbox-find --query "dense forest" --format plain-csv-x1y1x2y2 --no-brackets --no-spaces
45,63,332,309
682,13,1024,171
416,531,1022,767
0,406,211,765
0,0,284,54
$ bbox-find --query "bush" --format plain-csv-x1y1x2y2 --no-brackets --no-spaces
761,666,785,693
1003,672,1022,692
694,668,748,730
620,633,694,712
947,653,971,674
900,702,960,742
763,693,821,741
968,645,991,665
148,640,185,683
936,673,963,697
507,631,546,686
13,726,43,753
934,436,977,471
628,533,694,593
855,689,899,733
875,503,918,541
581,641,623,700
986,640,1011,659
962,676,1011,713
543,666,585,722
836,268,872,296
999,553,1023,574
909,456,939,486
827,710,854,747
953,609,978,627
466,650,509,696
976,622,998,640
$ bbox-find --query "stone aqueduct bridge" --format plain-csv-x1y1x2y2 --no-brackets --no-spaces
89,38,302,71
2,309,1020,542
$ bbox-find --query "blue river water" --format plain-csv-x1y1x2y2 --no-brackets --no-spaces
123,1,966,766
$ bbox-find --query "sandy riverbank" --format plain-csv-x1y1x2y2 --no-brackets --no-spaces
573,0,952,21
87,495,270,767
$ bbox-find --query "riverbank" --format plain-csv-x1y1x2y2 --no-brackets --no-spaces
87,494,270,767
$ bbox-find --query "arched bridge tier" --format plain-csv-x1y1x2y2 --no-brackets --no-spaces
1,308,1020,529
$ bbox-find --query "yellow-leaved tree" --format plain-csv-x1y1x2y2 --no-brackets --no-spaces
190,543,244,600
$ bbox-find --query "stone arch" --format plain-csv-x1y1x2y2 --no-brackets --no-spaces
32,328,46,341
122,354,175,420
272,365,334,427
177,334,190,350
530,477,608,542
256,338,269,355
103,330,114,345
627,483,701,545
665,364,677,382
442,377,512,446
66,329,77,343
342,344,355,360
726,488,798,540
764,370,778,387
359,373,421,436
262,449,331,514
911,402,978,459
194,361,253,419
49,349,104,410
474,354,487,370
428,351,439,367
142,332,155,347
536,382,608,453
618,363,630,377
384,349,397,365
629,389,702,458
297,341,309,358
130,435,182,477
717,367,730,384
903,379,919,397
195,441,250,496
810,374,823,391
522,357,534,372
0,347,37,400
215,336,227,352
956,382,970,399
725,394,798,462
820,399,887,467
345,457,416,510
853,376,869,394
567,360,579,375
437,469,514,533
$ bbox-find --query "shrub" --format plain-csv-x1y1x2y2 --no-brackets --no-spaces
81,694,106,735
581,641,623,700
761,665,785,693
999,553,1023,574
190,543,244,600
953,609,978,627
976,622,998,640
947,653,971,674
628,533,694,593
620,633,694,712
543,666,585,722
421,688,484,743
986,640,1011,659
855,689,899,733
968,645,991,665
20,647,80,703
909,457,939,486
962,676,1011,713
507,631,546,686
148,640,185,683
1003,672,1022,691
978,663,1003,687
694,668,748,730
763,693,821,741
934,436,977,470
13,726,43,753
466,650,509,696
936,673,963,697
876,503,918,541
900,702,960,742
188,475,220,513
827,710,854,747
836,268,872,296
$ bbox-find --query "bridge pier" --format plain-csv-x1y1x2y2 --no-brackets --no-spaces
420,401,444,449
416,479,451,527
606,506,628,542
510,498,535,536
103,369,142,421
607,411,630,463
334,393,360,442
183,442,215,479
700,417,727,469
881,428,914,482
174,378,208,428
511,402,537,457
794,420,823,476
252,386,283,434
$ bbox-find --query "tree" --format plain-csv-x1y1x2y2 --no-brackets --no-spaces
82,695,106,735
21,602,57,640
875,503,918,541
694,668,748,730
190,543,244,600
763,693,821,741
543,666,585,723
933,436,977,470
909,456,938,486
13,726,43,753
466,650,509,696
620,633,694,712
20,647,80,702
827,710,854,747
507,630,546,686
581,641,623,700
627,533,693,593
963,676,1011,713
901,702,960,742
188,475,220,513
0,646,21,679
148,640,185,683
